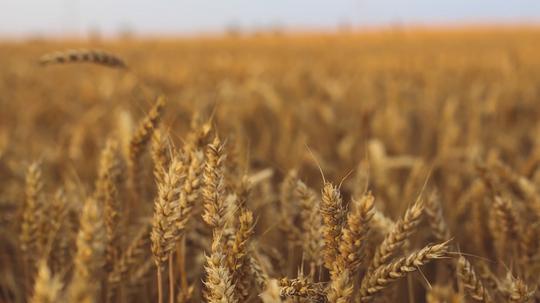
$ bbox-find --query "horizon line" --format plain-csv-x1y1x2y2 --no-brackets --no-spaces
1,21,539,42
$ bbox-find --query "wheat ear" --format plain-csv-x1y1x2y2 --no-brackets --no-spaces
457,256,492,303
202,137,228,230
128,96,166,199
295,180,323,267
151,128,172,185
328,193,375,303
504,275,534,303
39,49,127,68
20,162,46,288
108,223,151,295
359,242,448,302
249,252,270,292
367,197,424,273
425,190,451,242
66,197,106,303
48,189,70,274
29,260,63,303
279,170,301,242
150,156,185,303
229,209,255,301
489,196,521,259
151,156,184,267
204,235,238,303
95,139,123,273
337,192,375,273
327,269,354,303
279,277,327,303
320,182,346,276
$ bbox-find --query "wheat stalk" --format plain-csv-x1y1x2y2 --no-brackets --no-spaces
151,156,184,267
279,276,327,303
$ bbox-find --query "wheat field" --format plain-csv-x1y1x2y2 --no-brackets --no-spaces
2,27,540,303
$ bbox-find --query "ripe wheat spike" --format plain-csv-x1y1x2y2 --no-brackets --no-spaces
39,49,127,68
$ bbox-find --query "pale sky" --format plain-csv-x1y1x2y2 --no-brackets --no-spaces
2,0,540,37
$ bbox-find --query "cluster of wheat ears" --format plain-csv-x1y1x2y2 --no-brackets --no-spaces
2,30,540,303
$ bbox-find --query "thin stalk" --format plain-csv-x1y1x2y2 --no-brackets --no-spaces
178,236,188,291
169,254,175,303
309,262,316,282
24,259,30,297
157,266,163,303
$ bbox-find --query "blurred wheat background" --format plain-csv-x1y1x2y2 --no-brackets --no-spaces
2,18,540,303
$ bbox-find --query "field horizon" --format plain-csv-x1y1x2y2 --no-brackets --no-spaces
1,24,540,42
